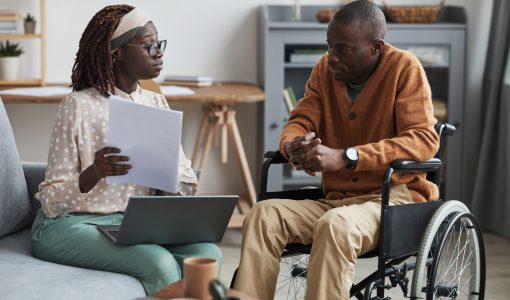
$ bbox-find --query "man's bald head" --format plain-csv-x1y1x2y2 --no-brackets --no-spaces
333,0,387,41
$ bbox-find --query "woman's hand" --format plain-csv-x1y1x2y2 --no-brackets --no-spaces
92,147,131,178
79,147,131,193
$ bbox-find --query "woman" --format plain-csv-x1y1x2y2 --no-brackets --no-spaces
31,5,222,294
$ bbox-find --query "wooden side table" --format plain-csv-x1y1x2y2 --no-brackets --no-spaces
151,279,256,300
165,82,265,227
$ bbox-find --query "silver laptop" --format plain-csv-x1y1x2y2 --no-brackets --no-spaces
97,195,238,245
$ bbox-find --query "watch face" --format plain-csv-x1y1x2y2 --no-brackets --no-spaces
346,148,358,160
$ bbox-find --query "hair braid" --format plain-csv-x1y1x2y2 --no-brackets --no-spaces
71,5,134,97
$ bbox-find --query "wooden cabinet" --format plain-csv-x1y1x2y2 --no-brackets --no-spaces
259,5,467,200
0,0,45,86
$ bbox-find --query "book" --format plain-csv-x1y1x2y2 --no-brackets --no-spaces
286,86,297,107
0,15,19,21
164,75,214,82
289,48,327,63
163,75,214,87
163,80,213,87
282,88,294,114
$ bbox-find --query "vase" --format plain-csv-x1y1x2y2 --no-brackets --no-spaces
24,21,36,34
0,57,20,80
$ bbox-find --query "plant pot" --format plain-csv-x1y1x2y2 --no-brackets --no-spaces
0,57,20,80
24,21,36,34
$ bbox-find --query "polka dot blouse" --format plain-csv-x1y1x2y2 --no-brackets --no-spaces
36,86,198,218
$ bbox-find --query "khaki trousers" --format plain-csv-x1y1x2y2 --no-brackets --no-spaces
234,184,413,300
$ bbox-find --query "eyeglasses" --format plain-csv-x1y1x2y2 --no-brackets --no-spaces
124,40,167,57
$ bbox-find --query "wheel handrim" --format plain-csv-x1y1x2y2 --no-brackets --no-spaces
428,213,484,299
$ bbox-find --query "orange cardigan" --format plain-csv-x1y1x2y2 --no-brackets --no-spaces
280,43,439,202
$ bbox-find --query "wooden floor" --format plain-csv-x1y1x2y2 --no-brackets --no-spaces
218,230,510,299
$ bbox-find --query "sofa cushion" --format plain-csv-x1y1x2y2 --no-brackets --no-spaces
0,229,146,299
0,99,32,238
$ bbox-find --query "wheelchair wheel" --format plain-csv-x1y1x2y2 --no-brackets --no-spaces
275,252,308,300
411,200,485,299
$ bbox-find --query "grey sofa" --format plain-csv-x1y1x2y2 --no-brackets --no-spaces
0,99,146,299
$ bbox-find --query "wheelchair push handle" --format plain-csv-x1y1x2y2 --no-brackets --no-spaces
436,122,456,138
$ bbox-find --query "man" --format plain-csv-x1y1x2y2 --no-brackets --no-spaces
234,1,438,299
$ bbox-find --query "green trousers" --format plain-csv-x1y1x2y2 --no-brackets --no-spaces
31,209,222,294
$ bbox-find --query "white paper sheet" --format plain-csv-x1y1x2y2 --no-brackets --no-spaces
160,85,195,96
107,95,183,193
0,86,72,96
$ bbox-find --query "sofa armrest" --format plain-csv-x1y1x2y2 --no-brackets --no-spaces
22,162,46,213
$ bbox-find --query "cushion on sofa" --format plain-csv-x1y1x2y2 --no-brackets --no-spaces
0,229,146,299
0,99,33,238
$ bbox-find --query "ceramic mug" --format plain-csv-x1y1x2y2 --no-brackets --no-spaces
183,257,218,300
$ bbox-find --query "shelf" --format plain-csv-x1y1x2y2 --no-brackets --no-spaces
0,79,44,87
0,34,43,39
284,62,316,68
0,0,46,87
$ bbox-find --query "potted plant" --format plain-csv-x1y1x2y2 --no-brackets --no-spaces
0,40,24,80
23,13,36,34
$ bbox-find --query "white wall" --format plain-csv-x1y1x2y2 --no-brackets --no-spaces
3,0,491,197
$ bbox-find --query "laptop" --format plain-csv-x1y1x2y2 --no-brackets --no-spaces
97,195,238,245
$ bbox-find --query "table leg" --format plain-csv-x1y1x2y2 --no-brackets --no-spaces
226,108,257,209
221,106,228,163
198,111,218,175
191,109,210,169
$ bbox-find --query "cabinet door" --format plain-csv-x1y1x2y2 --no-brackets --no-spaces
264,29,327,191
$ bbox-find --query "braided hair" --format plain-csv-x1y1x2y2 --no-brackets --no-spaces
71,4,134,97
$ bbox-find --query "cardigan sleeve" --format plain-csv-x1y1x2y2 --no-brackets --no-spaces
355,65,439,171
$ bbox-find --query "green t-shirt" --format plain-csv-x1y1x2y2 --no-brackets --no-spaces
347,80,366,103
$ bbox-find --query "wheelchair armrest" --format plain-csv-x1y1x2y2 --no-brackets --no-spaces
263,150,289,164
382,158,442,209
260,151,292,194
390,158,442,173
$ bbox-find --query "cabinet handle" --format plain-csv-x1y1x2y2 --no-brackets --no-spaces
270,122,279,130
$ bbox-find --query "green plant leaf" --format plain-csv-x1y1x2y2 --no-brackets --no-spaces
0,40,24,57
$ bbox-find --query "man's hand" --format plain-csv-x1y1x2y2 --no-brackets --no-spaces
284,132,321,166
79,147,131,193
295,145,347,174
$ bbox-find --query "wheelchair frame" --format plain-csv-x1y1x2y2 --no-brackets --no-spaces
231,123,486,299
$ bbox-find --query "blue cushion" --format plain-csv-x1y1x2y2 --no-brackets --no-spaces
0,98,32,237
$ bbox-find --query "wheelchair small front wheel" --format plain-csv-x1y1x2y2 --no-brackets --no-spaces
275,252,308,299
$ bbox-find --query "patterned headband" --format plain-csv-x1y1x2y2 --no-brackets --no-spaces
111,7,151,51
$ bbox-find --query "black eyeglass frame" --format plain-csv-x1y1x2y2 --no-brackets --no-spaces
124,40,167,57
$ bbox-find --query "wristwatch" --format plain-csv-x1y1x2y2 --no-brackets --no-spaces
345,147,358,169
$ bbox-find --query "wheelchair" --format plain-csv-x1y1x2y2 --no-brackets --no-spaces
231,123,486,299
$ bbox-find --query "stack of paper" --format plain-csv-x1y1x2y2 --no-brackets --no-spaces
107,96,183,193
163,75,214,87
160,85,195,96
0,86,72,96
